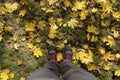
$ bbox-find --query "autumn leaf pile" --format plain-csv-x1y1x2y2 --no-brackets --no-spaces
0,0,120,80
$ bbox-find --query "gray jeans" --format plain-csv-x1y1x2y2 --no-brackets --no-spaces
27,60,97,80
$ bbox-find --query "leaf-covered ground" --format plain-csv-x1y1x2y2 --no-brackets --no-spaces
0,0,120,80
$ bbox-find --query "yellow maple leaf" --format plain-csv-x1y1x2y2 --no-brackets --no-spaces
63,23,67,27
33,47,43,58
112,11,120,19
9,72,15,79
101,2,113,13
0,22,4,33
112,30,119,38
17,60,22,65
103,51,115,61
67,18,78,29
46,8,54,13
82,44,89,49
0,7,6,14
111,0,116,3
16,17,21,23
13,35,17,41
57,18,63,26
37,20,46,30
0,69,9,80
35,38,41,43
70,11,78,18
56,33,64,40
40,0,46,7
19,9,26,17
98,47,106,55
28,32,35,38
106,36,115,47
88,49,93,57
75,50,93,64
116,54,120,59
87,33,91,41
101,12,110,19
27,42,33,49
100,36,107,42
111,27,116,32
96,0,107,3
28,32,34,38
64,39,68,44
57,43,65,50
57,53,63,62
78,21,83,28
46,39,54,46
50,24,58,30
64,0,72,7
20,77,26,80
5,2,19,13
81,56,92,64
0,34,3,41
101,20,110,27
48,17,55,25
21,36,26,41
91,35,98,42
48,29,56,39
72,1,86,11
20,0,27,5
87,63,96,71
115,69,120,77
4,26,13,32
87,25,99,35
80,9,88,20
14,43,20,50
91,8,98,13
48,0,58,5
25,21,36,32
103,63,113,70
87,34,98,42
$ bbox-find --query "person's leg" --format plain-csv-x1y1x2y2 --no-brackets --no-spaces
27,60,60,80
27,47,60,80
60,60,97,80
60,47,97,80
